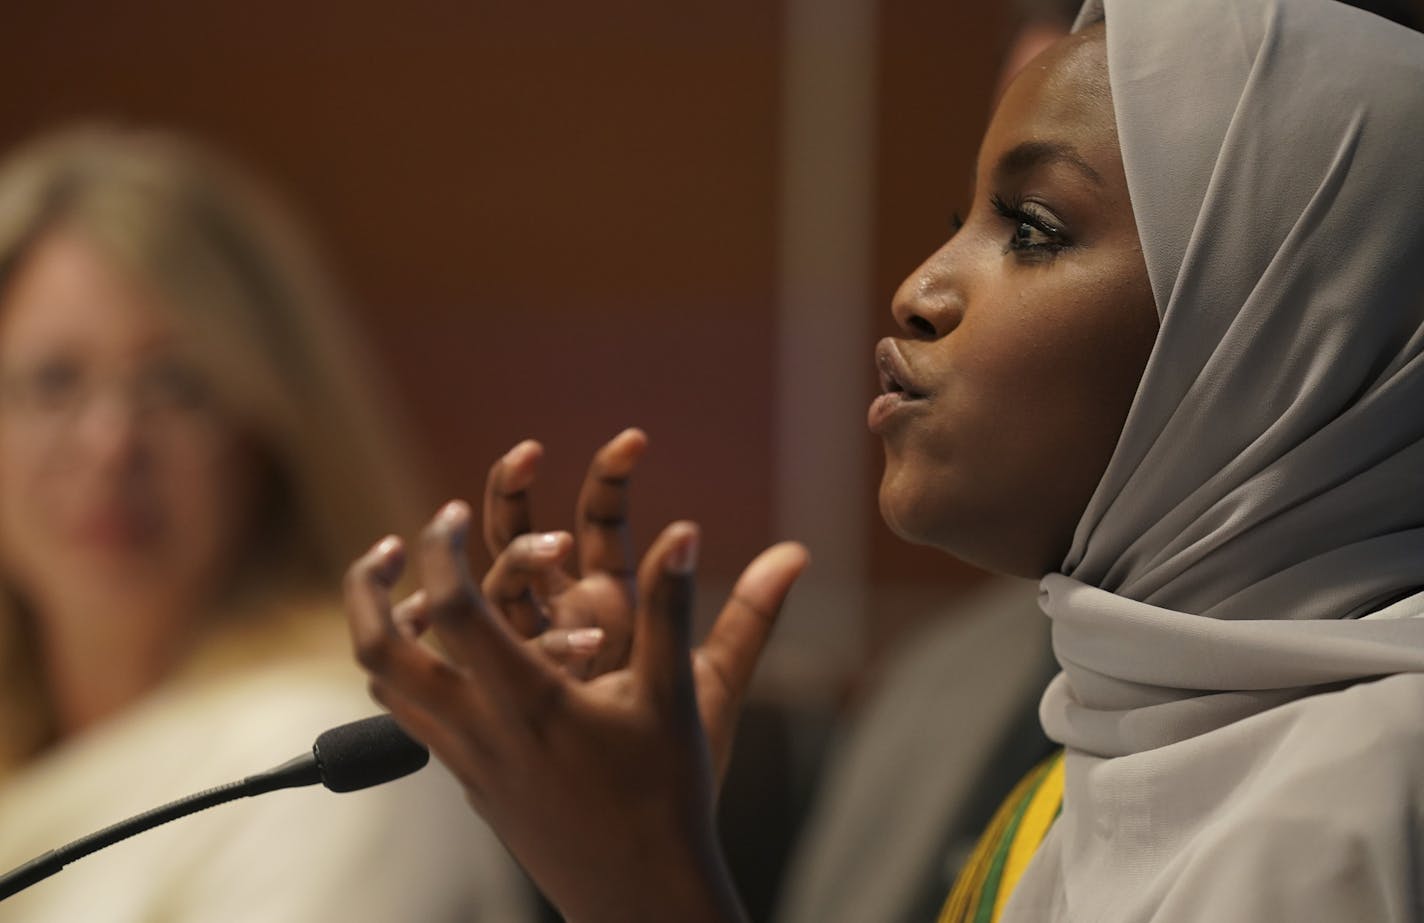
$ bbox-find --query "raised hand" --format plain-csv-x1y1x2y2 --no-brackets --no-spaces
344,481,807,922
480,429,648,679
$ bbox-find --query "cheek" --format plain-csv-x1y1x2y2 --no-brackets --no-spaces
0,433,109,615
0,429,62,572
978,270,1152,441
876,268,1155,572
975,273,1155,534
158,442,261,582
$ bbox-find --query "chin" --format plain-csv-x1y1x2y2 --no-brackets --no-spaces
876,469,944,549
877,469,1056,579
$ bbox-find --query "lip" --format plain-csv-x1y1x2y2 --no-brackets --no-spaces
875,338,928,398
869,338,930,434
67,508,160,549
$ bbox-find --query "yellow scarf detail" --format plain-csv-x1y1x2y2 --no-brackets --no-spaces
937,749,1064,923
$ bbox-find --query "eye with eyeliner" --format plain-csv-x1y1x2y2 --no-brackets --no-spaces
990,192,1069,258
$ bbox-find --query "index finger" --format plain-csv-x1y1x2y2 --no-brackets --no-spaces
421,500,545,690
345,535,463,706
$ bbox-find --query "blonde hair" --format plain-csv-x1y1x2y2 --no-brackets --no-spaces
0,125,428,769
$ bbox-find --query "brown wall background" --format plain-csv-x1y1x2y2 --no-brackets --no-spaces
0,0,1013,659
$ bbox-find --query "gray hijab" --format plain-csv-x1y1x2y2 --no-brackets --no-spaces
1014,0,1424,918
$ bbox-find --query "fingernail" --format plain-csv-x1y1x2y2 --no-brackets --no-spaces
565,627,604,654
665,527,699,575
533,532,564,553
440,500,468,525
375,535,401,558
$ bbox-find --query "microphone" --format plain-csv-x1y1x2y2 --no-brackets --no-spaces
0,714,428,901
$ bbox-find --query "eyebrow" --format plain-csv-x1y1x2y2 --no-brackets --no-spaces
987,140,1104,188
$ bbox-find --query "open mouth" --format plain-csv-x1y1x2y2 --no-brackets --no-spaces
877,341,927,400
869,340,930,434
879,368,925,400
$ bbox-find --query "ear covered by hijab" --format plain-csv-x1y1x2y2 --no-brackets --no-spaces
1036,0,1424,758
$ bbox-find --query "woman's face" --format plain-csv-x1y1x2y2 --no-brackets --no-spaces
871,27,1158,578
0,230,261,630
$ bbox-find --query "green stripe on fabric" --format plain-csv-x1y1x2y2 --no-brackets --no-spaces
971,761,1048,923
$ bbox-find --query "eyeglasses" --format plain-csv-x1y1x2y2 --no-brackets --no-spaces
0,355,222,439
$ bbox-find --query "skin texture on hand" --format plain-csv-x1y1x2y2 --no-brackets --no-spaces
479,429,649,680
343,434,808,922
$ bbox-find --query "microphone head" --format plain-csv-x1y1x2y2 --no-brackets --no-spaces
312,714,430,793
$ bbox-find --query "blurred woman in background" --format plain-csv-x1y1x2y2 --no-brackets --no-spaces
0,126,534,922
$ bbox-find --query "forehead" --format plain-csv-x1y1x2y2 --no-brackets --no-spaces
0,232,177,358
980,31,1118,177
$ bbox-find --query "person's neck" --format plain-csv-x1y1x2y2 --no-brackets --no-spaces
38,599,194,738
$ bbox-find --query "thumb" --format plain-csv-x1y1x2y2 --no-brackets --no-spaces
699,541,810,711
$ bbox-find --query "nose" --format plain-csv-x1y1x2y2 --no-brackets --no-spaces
890,241,964,340
71,390,146,472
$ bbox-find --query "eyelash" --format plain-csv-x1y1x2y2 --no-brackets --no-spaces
989,193,1069,258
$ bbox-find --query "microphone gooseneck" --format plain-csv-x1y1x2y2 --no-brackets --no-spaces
0,714,428,901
